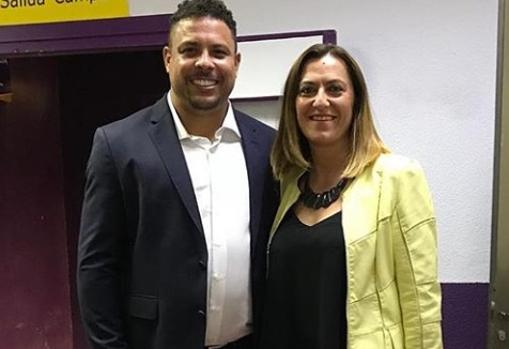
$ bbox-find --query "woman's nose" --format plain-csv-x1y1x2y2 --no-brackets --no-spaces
312,89,330,107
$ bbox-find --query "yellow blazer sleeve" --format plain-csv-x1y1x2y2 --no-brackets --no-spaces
391,160,443,349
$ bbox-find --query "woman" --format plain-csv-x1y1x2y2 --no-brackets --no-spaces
259,44,442,349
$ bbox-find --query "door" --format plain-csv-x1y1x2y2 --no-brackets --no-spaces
489,0,509,348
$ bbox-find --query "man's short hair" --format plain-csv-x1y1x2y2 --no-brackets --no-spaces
168,0,237,44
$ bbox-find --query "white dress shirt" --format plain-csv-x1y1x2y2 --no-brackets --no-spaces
167,94,252,347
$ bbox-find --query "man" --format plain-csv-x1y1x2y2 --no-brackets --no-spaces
77,1,277,348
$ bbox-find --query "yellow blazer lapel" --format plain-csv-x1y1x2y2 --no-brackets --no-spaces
341,162,383,245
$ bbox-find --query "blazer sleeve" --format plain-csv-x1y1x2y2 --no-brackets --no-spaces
392,160,443,349
77,128,129,349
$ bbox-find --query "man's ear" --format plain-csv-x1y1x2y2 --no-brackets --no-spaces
162,46,171,73
234,52,241,76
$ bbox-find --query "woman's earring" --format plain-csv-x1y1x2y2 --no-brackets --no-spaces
352,118,357,151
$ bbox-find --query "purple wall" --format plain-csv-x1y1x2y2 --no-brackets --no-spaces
442,283,489,349
0,58,73,348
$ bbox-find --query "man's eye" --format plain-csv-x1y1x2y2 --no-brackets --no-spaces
180,47,197,55
213,49,228,58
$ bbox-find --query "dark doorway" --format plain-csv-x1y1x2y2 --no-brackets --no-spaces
60,49,169,349
0,48,169,349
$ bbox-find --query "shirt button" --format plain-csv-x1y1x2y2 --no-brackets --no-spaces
198,260,206,270
213,273,222,280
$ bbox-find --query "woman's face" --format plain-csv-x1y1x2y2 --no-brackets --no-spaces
295,54,355,150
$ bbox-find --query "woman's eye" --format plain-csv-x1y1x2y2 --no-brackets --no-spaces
298,86,315,96
328,85,343,95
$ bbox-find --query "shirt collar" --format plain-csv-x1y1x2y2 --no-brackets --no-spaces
166,92,241,141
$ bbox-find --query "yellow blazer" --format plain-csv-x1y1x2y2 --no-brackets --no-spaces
268,154,443,349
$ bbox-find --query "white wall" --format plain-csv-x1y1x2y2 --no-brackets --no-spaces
129,0,499,283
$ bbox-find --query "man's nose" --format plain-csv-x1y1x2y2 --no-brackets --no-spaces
195,51,214,70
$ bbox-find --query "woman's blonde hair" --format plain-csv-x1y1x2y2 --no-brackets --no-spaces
271,44,389,180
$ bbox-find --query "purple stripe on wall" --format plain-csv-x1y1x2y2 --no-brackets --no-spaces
442,283,489,349
238,30,337,44
0,14,337,58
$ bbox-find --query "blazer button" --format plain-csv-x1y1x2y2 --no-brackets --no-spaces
198,260,206,270
198,310,205,317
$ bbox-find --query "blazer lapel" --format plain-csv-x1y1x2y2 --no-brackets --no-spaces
147,97,204,235
236,112,265,252
341,163,382,244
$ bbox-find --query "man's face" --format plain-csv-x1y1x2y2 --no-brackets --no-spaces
163,17,240,115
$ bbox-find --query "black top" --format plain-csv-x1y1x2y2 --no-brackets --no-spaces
259,210,347,349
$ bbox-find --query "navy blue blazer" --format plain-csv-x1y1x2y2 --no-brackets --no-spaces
77,96,277,349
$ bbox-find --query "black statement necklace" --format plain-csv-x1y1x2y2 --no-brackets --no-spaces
300,174,348,209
